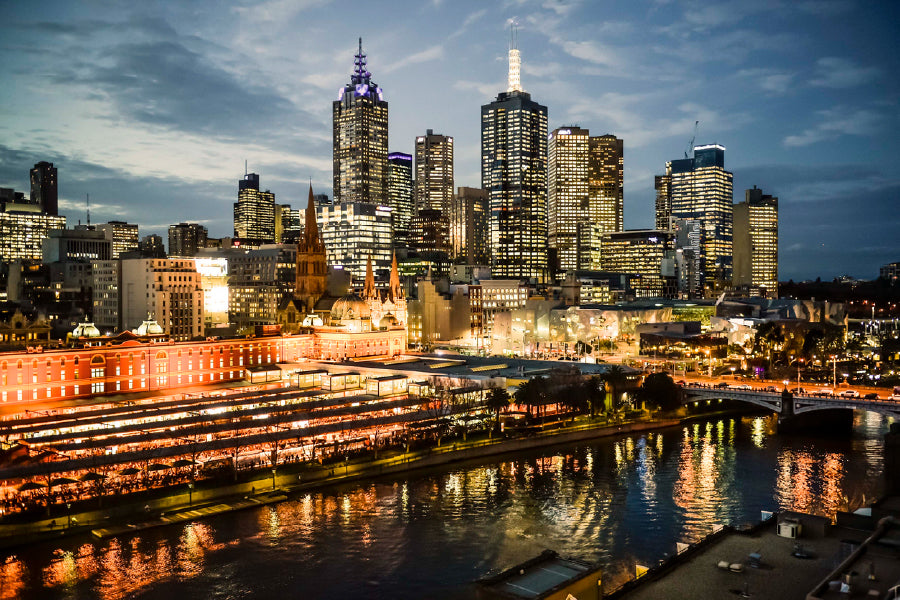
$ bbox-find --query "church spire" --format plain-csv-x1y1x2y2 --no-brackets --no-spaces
303,184,321,250
389,250,402,301
363,255,377,300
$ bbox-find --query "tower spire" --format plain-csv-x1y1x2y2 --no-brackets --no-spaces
507,24,522,93
389,250,402,301
363,255,377,300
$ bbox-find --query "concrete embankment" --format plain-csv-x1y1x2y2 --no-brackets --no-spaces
0,416,686,549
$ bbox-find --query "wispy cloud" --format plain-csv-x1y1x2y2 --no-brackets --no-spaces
382,44,444,74
784,107,884,147
737,68,796,95
810,57,880,88
449,8,487,39
453,79,498,100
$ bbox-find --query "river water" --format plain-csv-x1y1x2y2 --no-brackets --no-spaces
0,412,890,599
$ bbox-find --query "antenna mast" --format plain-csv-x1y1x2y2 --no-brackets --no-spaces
86,193,91,227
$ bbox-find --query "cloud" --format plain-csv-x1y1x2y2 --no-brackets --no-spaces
232,0,331,24
381,44,444,74
796,0,854,16
51,39,322,142
453,79,499,100
736,68,795,95
449,8,487,39
810,57,880,88
541,0,581,17
783,107,884,147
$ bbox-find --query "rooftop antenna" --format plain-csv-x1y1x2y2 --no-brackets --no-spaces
244,160,248,176
86,193,91,227
685,120,699,159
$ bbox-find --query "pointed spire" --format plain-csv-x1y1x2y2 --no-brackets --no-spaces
389,250,402,301
305,184,319,246
507,23,523,93
363,255,377,300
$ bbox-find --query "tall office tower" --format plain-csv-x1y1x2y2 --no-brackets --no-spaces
0,194,66,263
96,221,139,258
333,38,389,204
415,130,454,213
228,244,297,331
387,153,414,248
233,173,275,244
30,161,58,215
733,185,778,297
168,222,208,257
319,201,392,281
548,127,589,275
481,41,548,281
664,144,733,295
654,173,672,230
450,187,489,264
275,204,302,243
672,219,703,298
589,134,624,235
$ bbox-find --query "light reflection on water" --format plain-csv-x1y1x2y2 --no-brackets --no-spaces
3,412,890,599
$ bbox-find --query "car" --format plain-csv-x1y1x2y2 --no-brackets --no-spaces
790,387,805,395
714,382,729,389
818,388,834,396
764,385,778,392
839,389,860,398
729,384,753,390
676,380,686,386
863,393,878,400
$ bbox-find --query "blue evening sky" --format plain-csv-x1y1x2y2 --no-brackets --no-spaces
1,0,898,281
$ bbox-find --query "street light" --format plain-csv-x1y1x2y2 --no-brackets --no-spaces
797,358,803,391
831,355,837,388
730,366,736,380
271,468,277,491
66,502,72,528
188,482,194,506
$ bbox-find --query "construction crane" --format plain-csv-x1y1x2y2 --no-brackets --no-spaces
685,120,699,158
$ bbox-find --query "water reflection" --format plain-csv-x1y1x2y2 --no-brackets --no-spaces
5,413,889,600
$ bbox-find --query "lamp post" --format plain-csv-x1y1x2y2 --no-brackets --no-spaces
188,482,194,506
797,358,803,391
271,468,277,491
730,366,736,380
66,502,72,528
831,355,837,388
705,350,712,378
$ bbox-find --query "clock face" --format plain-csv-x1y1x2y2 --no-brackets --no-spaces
354,83,369,97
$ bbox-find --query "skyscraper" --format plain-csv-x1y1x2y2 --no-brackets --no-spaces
661,144,733,295
318,201,392,281
548,128,624,275
481,41,548,281
30,161,58,216
96,221,139,258
415,130,454,214
233,172,275,244
548,127,589,275
733,185,778,297
387,153,414,249
654,173,672,230
450,187,489,265
333,38,388,204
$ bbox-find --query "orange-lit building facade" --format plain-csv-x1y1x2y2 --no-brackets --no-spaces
0,327,406,404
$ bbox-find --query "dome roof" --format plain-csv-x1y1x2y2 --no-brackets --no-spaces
330,294,371,321
72,319,101,338
134,318,165,336
380,312,399,327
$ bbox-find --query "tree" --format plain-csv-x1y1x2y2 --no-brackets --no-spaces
602,365,628,412
485,387,511,437
583,375,605,418
633,372,683,412
515,377,549,421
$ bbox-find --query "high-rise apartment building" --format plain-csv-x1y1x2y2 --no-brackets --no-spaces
30,161,58,216
168,222,208,257
660,144,733,294
333,38,388,204
450,187,489,265
387,153,414,248
318,201,392,281
481,43,548,281
733,185,778,297
233,173,275,244
95,221,139,258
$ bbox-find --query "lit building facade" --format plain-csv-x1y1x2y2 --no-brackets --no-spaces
664,144,734,295
91,260,120,330
318,201,392,281
733,186,778,297
193,257,230,330
414,130,454,252
233,173,275,244
30,161,58,216
387,153,414,248
600,230,675,298
450,186,489,264
168,222,208,257
333,38,388,204
0,202,66,263
42,227,111,263
654,173,672,231
548,127,589,275
120,258,204,340
96,221,139,258
587,134,624,263
481,44,548,281
228,245,297,332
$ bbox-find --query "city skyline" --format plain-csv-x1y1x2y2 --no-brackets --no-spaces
1,1,898,280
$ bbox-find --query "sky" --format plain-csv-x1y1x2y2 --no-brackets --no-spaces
1,0,898,281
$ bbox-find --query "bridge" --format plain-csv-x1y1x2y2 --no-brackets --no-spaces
681,385,900,418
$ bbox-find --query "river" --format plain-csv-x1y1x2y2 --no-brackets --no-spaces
0,411,889,599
